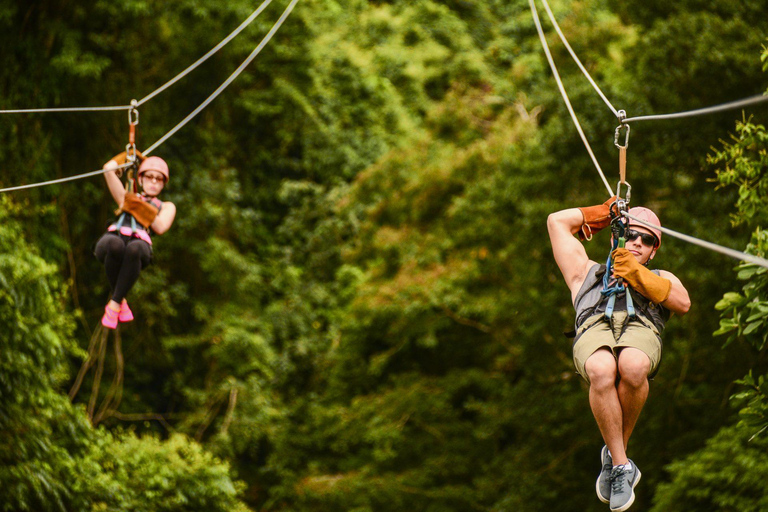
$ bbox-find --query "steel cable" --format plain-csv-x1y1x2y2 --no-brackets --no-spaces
136,0,275,107
0,0,297,193
623,211,768,269
0,105,132,114
144,0,299,155
538,0,619,118
0,0,275,115
528,0,614,196
623,94,768,123
0,163,133,193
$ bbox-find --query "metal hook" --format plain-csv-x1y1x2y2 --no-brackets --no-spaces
614,122,630,149
128,99,139,126
614,181,632,205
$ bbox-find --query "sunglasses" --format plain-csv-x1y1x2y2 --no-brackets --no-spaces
625,229,658,248
142,174,165,184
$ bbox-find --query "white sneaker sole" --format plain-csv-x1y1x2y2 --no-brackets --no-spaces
610,467,642,512
596,446,610,504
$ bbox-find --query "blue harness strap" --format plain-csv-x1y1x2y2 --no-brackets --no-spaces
601,216,636,320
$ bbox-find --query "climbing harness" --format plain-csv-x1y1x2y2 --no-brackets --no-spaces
601,194,635,320
109,103,160,245
600,114,636,320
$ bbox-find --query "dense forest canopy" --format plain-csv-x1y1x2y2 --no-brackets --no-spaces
1,0,768,510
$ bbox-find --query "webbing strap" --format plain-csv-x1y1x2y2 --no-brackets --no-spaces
619,146,627,183
626,288,636,318
605,293,616,320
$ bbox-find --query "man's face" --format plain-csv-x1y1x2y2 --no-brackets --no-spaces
624,225,658,265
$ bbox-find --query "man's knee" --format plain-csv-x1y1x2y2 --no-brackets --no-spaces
618,348,651,387
585,349,617,389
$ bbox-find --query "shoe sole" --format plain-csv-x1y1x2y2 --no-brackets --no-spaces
596,446,610,504
610,467,641,512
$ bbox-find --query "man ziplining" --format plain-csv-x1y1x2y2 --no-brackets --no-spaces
547,198,691,512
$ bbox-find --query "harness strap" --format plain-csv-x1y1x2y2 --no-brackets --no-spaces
605,293,616,320
626,288,635,318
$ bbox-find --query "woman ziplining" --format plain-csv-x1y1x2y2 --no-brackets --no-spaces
94,151,176,328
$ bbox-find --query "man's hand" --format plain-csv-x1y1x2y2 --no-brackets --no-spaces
612,248,671,304
577,196,618,240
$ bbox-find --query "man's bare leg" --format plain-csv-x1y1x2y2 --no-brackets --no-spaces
617,348,651,449
585,348,628,465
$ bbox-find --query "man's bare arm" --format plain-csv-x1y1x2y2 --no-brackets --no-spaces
659,270,691,316
547,208,596,300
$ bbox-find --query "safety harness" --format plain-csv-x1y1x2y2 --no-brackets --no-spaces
601,117,634,320
108,101,162,245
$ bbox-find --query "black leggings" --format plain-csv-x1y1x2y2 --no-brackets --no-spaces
94,233,152,303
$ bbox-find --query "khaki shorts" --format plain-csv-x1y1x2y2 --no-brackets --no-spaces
572,311,662,383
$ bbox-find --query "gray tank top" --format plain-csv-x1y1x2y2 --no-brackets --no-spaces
573,263,670,333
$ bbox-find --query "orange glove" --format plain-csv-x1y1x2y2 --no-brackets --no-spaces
611,248,671,304
120,192,160,228
578,196,618,240
105,149,146,167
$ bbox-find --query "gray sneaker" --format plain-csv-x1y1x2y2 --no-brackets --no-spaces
609,460,641,512
596,445,612,503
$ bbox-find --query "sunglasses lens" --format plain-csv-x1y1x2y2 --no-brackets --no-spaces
627,230,657,247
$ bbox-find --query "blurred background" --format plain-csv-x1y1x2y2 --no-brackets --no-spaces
1,0,768,510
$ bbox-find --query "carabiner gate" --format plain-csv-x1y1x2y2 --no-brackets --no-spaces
614,122,630,150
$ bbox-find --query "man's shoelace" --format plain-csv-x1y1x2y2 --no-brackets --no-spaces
610,466,629,493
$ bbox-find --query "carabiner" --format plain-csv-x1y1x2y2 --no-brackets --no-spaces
614,181,632,205
614,122,630,150
126,99,140,166
128,99,139,127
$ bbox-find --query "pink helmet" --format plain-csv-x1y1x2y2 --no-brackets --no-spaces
628,206,661,248
138,156,169,183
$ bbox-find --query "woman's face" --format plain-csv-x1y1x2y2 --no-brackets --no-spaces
140,171,166,197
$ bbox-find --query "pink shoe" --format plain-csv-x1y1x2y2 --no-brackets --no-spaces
102,306,119,329
119,301,134,322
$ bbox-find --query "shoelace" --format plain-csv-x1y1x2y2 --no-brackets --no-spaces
610,466,629,494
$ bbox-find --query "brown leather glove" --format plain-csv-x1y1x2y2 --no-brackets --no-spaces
611,248,671,304
105,149,146,167
578,196,618,240
121,193,160,228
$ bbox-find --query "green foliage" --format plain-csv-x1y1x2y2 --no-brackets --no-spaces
0,197,251,511
3,0,768,510
655,36,768,512
651,423,768,512
709,115,768,445
80,432,251,512
709,118,768,226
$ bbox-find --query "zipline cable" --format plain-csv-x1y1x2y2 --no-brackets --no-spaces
0,0,275,115
528,0,614,196
538,0,619,118
135,0,275,106
0,0,298,193
0,105,132,114
623,94,768,123
0,163,133,193
536,0,768,125
623,211,768,270
144,0,299,156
